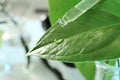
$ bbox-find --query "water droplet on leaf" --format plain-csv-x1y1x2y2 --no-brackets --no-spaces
54,39,64,44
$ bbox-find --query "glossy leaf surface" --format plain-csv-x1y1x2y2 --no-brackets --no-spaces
27,1,120,79
28,10,120,62
27,0,120,62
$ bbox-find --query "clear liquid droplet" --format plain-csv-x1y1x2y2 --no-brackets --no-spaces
54,39,64,44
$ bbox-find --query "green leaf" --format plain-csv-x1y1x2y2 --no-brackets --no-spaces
75,62,96,80
27,10,120,62
27,0,120,62
26,1,120,80
48,1,98,80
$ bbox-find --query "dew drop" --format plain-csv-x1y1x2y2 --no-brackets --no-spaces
54,39,64,44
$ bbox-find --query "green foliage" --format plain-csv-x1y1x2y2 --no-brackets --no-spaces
28,0,120,62
27,0,120,79
75,62,96,80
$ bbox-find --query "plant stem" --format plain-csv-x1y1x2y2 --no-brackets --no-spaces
41,59,64,80
20,37,30,68
0,3,30,68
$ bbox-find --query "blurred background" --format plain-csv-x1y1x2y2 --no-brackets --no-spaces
0,0,83,80
0,0,48,18
0,0,56,80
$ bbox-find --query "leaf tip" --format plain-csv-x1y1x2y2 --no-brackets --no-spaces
25,53,31,57
25,52,33,57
